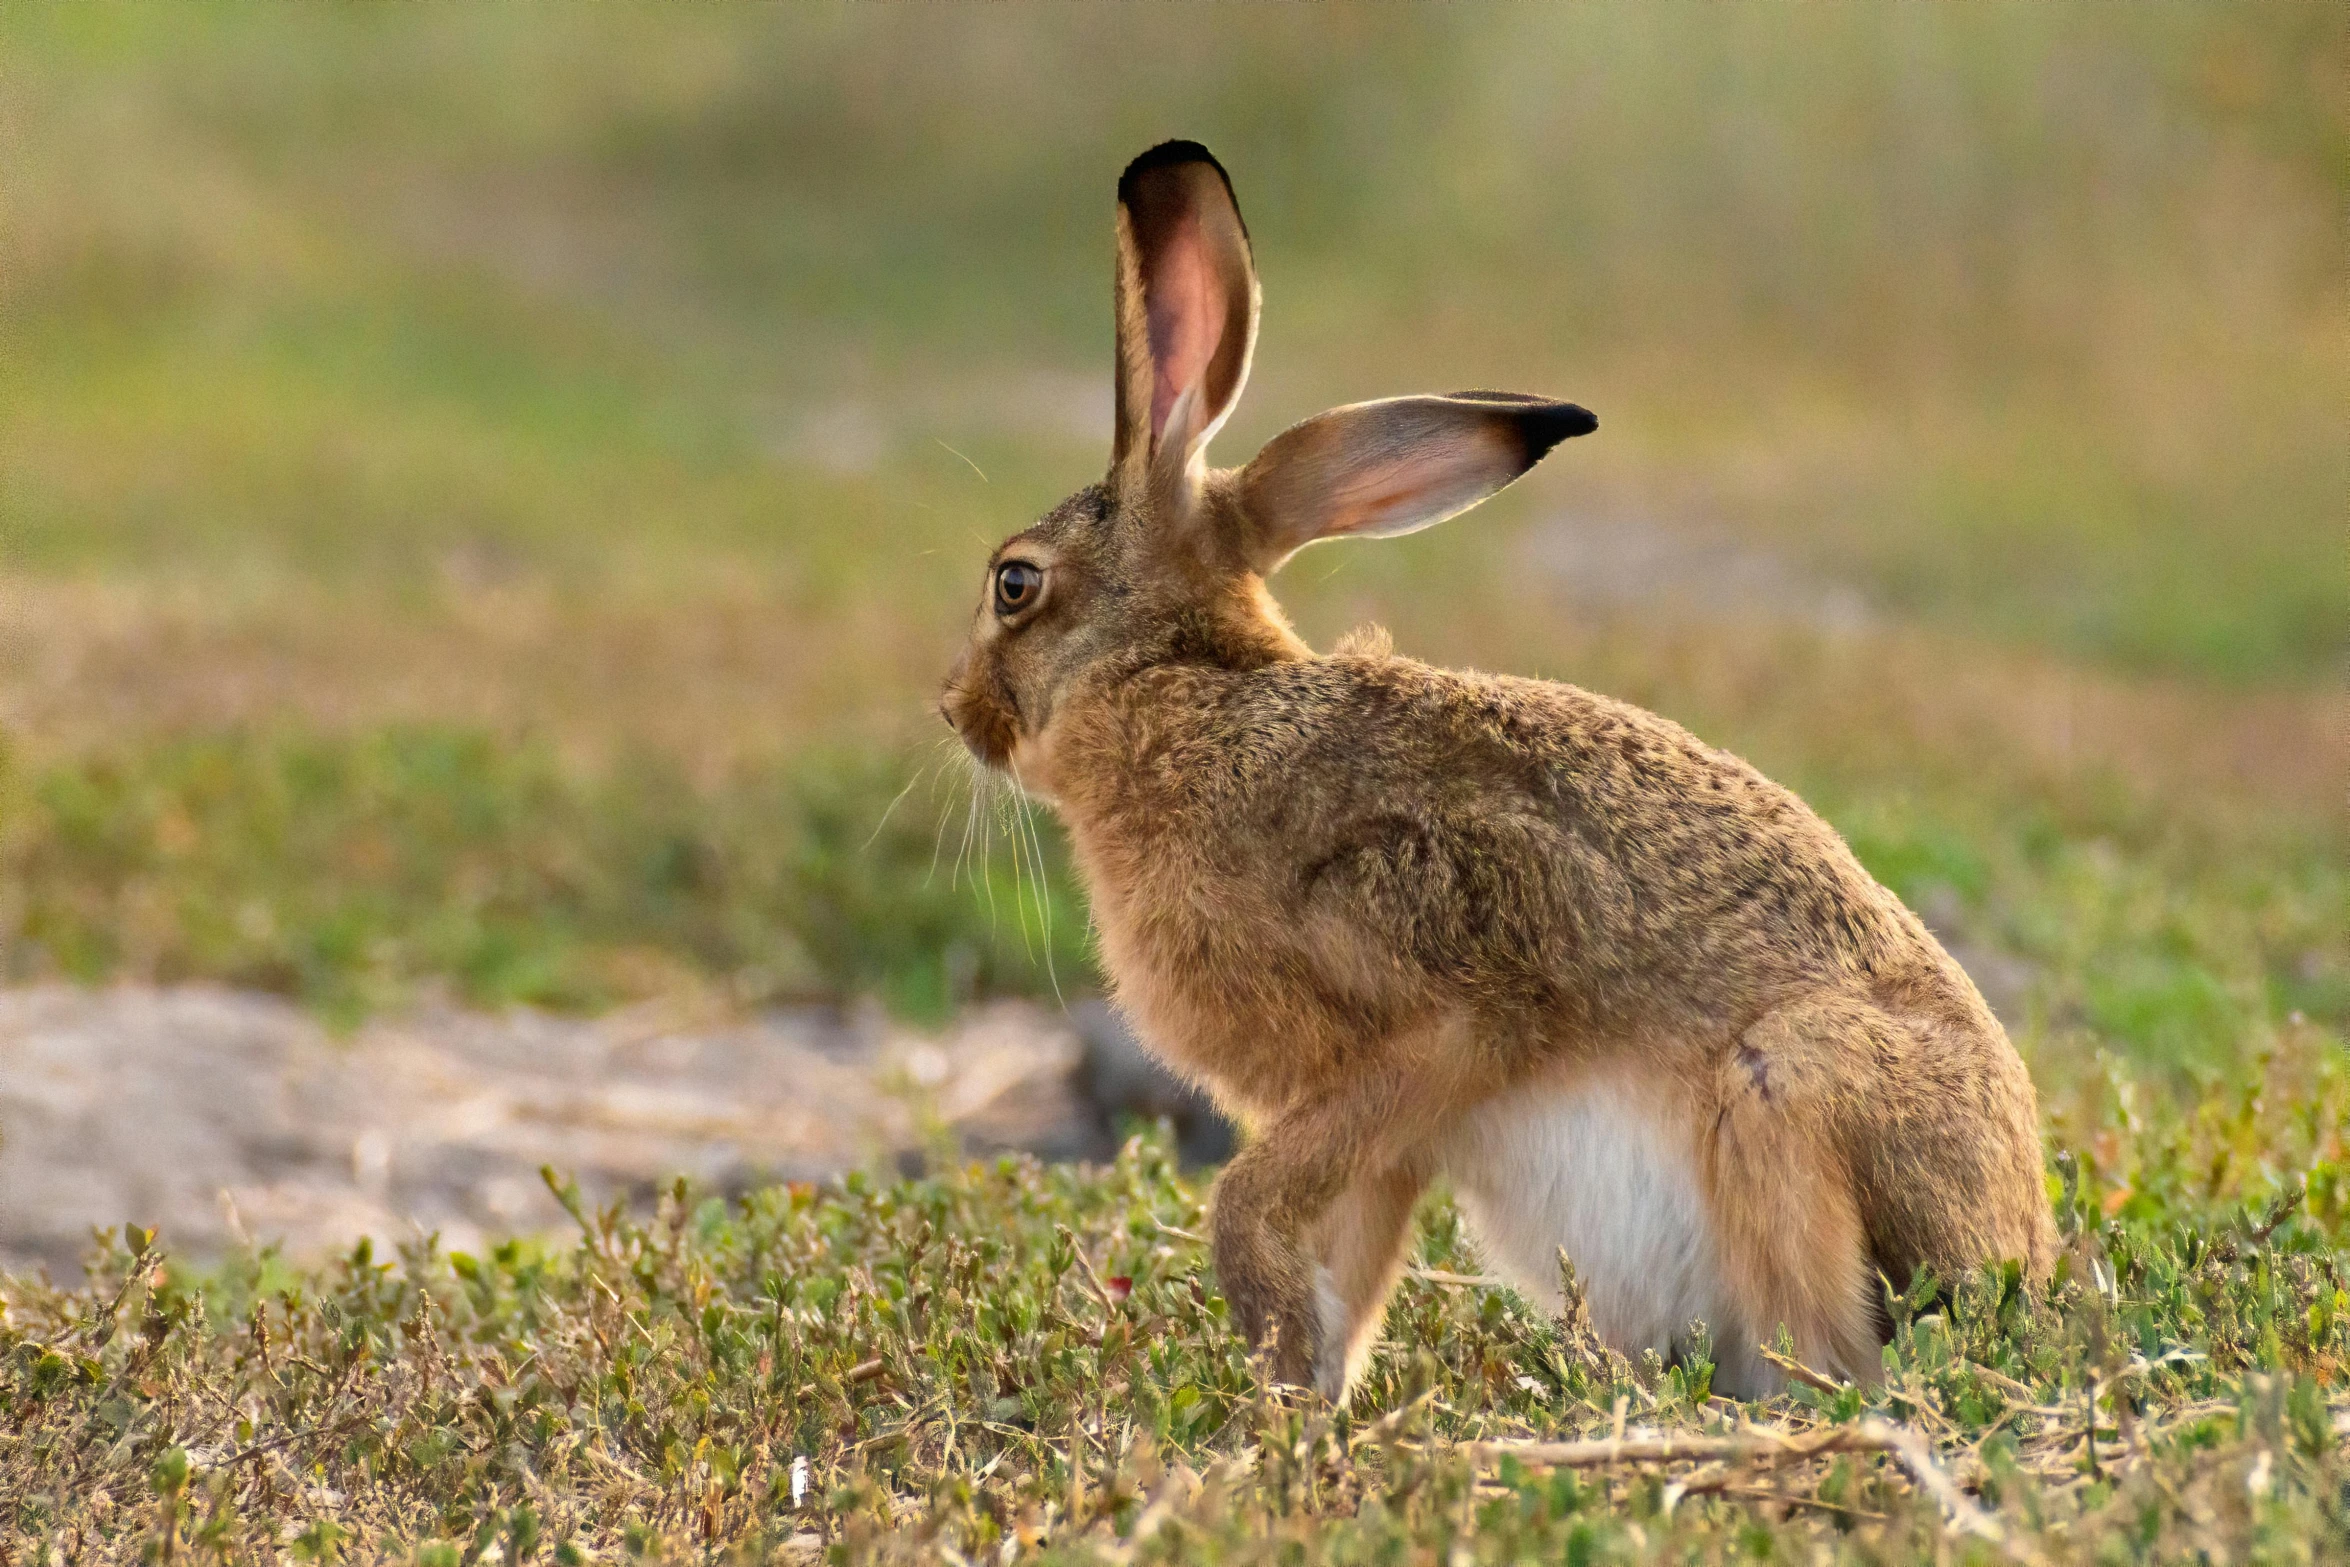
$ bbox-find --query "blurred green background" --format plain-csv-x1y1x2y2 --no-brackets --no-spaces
1,6,2340,1115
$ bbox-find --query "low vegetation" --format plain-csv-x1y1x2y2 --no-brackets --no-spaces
3,1034,2345,1562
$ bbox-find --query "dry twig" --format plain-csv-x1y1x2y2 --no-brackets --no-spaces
1470,1418,2011,1547
1758,1347,1845,1395
1408,1267,1512,1289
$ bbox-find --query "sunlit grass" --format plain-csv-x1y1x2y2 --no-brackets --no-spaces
2,1060,2343,1560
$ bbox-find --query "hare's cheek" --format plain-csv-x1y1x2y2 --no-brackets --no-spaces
1006,725,1065,804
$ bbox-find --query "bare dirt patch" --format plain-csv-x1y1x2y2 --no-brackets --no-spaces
0,984,1203,1277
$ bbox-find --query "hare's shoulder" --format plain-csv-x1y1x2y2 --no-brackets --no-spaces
1115,654,1803,847
1229,659,1872,904
1153,651,1613,735
1196,656,1753,786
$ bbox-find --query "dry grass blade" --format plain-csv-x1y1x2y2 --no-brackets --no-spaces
1058,1223,1127,1314
1409,1267,1512,1289
1758,1346,1845,1394
216,1408,377,1471
1467,1421,1892,1469
1473,1417,2012,1547
1866,1418,2009,1546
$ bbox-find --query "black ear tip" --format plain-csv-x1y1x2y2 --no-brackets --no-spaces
1120,139,1231,197
1441,391,1596,458
1521,401,1599,458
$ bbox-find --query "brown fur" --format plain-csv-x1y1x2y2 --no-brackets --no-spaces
941,141,2055,1397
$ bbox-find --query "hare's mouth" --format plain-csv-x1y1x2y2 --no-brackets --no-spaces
939,678,1017,770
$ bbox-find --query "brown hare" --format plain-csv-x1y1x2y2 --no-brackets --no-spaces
941,141,2055,1401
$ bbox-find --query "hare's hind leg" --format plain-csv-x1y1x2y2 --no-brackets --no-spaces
1834,1007,2059,1293
1703,1004,1889,1392
1307,1163,1427,1400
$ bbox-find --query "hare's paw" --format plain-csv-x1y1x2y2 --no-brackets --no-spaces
1263,1289,1334,1395
1217,1254,1331,1393
1265,1274,1347,1397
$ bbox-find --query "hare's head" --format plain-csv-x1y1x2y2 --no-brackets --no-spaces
941,140,1594,783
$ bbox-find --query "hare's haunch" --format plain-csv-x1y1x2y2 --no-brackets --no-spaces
941,141,2054,1401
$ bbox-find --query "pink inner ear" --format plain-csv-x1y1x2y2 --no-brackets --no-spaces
1325,479,1430,538
1147,216,1225,447
1307,422,1518,542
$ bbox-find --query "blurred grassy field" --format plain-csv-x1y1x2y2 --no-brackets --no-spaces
1,4,2342,1100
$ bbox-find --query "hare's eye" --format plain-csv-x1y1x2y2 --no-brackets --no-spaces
993,561,1043,616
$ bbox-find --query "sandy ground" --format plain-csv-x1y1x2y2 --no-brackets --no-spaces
0,984,1223,1278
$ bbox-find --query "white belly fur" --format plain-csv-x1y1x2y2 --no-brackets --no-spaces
1440,1071,1776,1397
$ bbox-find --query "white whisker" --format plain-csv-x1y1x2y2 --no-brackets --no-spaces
1008,759,1066,1007
926,786,954,886
991,778,1032,960
926,739,966,886
935,438,990,484
1015,780,1048,973
863,760,933,854
952,778,981,895
976,784,999,931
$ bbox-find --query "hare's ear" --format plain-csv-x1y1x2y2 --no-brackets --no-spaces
1237,391,1595,570
1112,141,1260,503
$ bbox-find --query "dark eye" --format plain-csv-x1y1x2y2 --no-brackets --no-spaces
993,560,1043,616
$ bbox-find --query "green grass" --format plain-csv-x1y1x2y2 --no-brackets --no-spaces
3,1060,2345,1562
4,726,2339,1087
0,730,1088,1028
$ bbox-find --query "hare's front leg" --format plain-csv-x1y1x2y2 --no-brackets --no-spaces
1209,1085,1416,1399
1304,1163,1426,1399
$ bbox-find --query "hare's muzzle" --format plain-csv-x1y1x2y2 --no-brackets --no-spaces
938,658,1015,770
